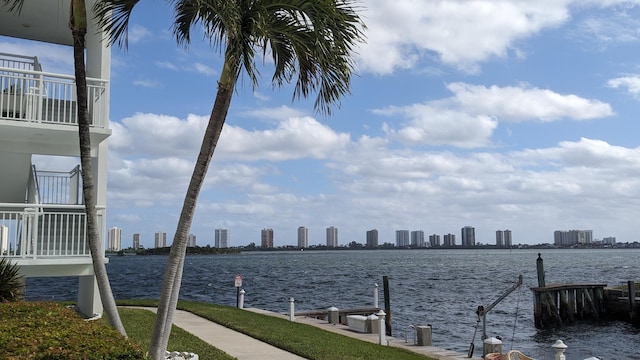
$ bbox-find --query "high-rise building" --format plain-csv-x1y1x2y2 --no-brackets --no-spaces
396,230,410,247
429,234,441,247
411,230,425,247
461,226,475,247
326,226,338,247
602,236,616,245
496,230,505,247
107,227,122,251
504,230,512,247
261,228,274,248
132,233,140,250
554,230,593,246
215,229,230,248
443,233,456,247
366,229,378,248
0,225,8,254
297,226,308,248
188,233,197,247
155,231,167,248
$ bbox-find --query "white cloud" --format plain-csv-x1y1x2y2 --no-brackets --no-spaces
133,79,162,88
447,82,614,121
607,75,640,97
128,24,152,44
193,63,216,76
378,105,497,148
357,0,571,74
218,116,351,161
240,105,307,122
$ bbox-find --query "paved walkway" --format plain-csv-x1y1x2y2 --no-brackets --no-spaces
130,307,306,360
130,306,481,360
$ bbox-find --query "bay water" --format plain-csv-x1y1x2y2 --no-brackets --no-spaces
26,249,640,359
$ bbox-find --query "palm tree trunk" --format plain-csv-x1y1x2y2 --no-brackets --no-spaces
71,0,126,337
149,64,235,359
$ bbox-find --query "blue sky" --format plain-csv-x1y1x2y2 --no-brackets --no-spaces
4,1,640,248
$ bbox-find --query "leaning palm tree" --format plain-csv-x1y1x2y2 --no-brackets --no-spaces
3,0,126,336
95,0,364,358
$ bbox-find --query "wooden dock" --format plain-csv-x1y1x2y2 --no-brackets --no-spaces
532,254,640,328
530,283,607,328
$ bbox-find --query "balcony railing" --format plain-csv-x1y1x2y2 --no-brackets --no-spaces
35,165,83,205
0,204,103,259
0,52,108,128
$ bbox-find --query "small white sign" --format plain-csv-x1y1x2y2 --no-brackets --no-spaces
234,274,243,287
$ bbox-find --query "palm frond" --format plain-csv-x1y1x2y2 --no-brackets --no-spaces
1,0,25,14
93,0,140,48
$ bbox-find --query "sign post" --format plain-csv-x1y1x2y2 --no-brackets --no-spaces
234,275,243,308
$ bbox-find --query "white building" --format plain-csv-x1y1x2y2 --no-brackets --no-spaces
297,226,308,248
461,226,476,247
326,226,338,247
155,231,167,248
132,233,140,250
215,229,229,248
396,230,410,247
187,233,196,247
107,227,122,252
0,1,112,317
411,230,425,247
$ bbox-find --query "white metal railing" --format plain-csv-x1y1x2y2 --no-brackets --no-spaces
35,165,83,205
0,52,41,72
0,204,104,259
0,54,108,128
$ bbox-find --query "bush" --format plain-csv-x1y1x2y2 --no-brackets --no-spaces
0,301,145,359
0,257,24,302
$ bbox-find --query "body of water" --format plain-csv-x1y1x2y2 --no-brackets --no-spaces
26,248,640,359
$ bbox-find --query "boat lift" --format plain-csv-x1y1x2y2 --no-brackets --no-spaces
468,274,523,358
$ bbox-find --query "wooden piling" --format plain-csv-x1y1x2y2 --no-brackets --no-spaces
383,275,392,336
536,253,545,287
628,281,636,321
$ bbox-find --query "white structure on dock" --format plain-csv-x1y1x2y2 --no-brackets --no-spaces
0,0,111,317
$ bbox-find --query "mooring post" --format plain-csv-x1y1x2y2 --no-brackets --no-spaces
628,281,636,321
383,275,392,336
239,289,245,309
374,283,379,309
289,297,295,322
536,253,546,288
377,310,387,346
552,339,567,360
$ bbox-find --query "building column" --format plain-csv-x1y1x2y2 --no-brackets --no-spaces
78,274,103,317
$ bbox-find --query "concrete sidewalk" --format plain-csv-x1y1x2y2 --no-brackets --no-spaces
131,307,306,360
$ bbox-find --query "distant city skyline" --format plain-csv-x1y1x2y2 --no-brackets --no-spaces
110,226,617,249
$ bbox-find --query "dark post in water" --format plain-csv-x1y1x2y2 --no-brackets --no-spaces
383,275,392,336
628,281,636,321
536,253,545,288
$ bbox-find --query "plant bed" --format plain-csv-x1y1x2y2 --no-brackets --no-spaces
0,301,144,359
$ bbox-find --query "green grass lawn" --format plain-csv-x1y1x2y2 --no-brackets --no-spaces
118,307,235,360
118,299,435,360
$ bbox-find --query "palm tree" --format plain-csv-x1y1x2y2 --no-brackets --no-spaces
95,0,365,358
4,0,127,336
0,257,24,302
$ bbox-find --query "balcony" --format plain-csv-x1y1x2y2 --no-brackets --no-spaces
0,165,101,263
0,52,111,157
1,52,109,127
